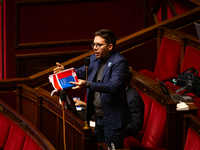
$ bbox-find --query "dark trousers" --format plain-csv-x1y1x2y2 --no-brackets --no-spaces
95,116,125,149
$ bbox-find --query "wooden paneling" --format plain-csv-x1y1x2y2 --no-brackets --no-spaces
16,50,89,77
14,0,142,49
16,84,95,150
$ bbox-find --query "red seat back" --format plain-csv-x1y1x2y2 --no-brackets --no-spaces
184,128,200,150
183,114,200,150
154,37,181,80
181,46,200,76
0,114,12,148
137,90,153,132
141,100,167,149
0,113,43,150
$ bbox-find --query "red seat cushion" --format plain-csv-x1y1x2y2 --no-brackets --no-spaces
124,136,166,150
184,128,200,150
124,136,145,150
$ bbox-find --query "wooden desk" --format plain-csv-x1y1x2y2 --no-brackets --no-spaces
131,70,198,150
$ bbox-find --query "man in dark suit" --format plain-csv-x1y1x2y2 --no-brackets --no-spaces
73,68,144,137
54,29,132,148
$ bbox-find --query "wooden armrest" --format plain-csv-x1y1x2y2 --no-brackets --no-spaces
97,143,108,150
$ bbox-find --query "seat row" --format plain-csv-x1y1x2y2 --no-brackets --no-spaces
98,114,200,150
98,70,199,150
124,70,199,150
139,26,200,119
0,100,55,150
139,26,200,82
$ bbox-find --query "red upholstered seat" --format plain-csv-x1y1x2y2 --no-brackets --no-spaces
139,37,180,81
184,128,200,150
0,112,44,150
164,46,200,94
124,98,167,150
164,46,200,119
129,90,153,143
181,46,200,74
0,114,12,148
5,123,42,150
141,101,166,148
138,91,153,134
183,114,200,150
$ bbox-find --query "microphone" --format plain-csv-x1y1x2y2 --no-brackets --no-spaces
60,91,66,101
85,57,90,81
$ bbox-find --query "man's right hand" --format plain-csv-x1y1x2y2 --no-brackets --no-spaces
73,98,86,108
53,62,65,74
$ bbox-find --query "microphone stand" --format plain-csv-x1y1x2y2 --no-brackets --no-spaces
60,91,67,150
84,57,90,129
85,57,90,81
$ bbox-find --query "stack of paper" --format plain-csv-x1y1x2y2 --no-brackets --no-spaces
176,102,189,111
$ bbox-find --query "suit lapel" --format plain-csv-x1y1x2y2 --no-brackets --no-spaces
101,52,116,82
88,59,101,81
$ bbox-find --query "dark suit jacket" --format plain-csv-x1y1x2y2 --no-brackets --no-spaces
125,85,144,137
75,51,132,130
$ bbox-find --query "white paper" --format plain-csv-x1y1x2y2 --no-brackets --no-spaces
176,102,189,111
90,121,95,127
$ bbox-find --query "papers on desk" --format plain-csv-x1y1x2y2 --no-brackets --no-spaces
176,102,189,111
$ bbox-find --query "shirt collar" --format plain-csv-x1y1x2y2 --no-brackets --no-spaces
101,51,112,63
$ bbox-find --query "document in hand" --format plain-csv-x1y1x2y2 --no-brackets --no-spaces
49,68,78,96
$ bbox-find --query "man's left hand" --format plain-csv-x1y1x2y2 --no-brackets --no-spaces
70,79,85,89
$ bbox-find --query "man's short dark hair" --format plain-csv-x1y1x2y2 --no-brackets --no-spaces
94,29,116,50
